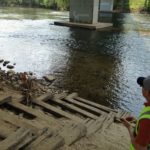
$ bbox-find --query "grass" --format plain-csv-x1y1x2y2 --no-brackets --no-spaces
115,0,150,11
129,0,145,9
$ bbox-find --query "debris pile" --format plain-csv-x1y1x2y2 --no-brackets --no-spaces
0,58,66,101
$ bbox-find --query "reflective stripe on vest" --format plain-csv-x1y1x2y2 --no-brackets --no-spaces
130,106,150,150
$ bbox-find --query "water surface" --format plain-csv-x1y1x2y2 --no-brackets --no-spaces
0,7,150,116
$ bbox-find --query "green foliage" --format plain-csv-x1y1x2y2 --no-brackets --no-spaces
55,0,69,10
0,0,69,10
114,0,150,11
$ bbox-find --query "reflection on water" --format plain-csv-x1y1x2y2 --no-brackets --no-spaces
0,7,150,116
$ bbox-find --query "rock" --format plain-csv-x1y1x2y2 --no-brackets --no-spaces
7,65,14,69
3,61,10,66
0,59,4,63
43,75,56,82
7,70,15,75
29,72,33,76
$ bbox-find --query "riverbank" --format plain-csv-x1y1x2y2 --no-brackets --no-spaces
0,0,150,13
0,61,131,149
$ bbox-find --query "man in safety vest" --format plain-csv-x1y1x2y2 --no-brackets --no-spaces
122,76,150,150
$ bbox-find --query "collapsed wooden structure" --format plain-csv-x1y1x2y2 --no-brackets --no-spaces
0,92,130,150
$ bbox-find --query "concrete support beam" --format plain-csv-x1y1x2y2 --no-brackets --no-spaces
70,0,99,24
100,0,114,12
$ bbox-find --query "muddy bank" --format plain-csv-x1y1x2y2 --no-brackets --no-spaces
0,58,67,100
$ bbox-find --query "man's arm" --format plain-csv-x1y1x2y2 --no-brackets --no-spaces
122,119,147,150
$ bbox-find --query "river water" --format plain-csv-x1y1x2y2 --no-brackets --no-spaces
0,7,150,116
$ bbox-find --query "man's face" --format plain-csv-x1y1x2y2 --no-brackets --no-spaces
142,87,150,101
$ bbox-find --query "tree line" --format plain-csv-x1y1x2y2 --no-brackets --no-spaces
0,0,69,10
0,0,149,12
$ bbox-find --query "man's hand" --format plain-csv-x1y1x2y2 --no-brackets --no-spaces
126,116,136,123
121,118,132,130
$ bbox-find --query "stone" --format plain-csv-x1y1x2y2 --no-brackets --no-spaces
0,59,4,63
7,65,14,69
7,70,15,76
3,61,10,66
43,75,55,82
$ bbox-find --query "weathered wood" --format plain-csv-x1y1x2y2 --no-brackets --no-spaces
54,93,67,100
64,97,105,115
0,110,47,132
9,101,58,127
75,96,117,113
36,93,53,102
98,112,115,133
24,129,53,150
85,115,107,135
0,96,12,105
31,99,83,122
33,133,65,150
0,127,35,150
66,93,117,113
50,98,98,119
115,109,131,122
58,123,87,146
0,120,17,138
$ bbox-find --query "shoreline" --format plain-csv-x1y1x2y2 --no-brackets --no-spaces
0,62,131,149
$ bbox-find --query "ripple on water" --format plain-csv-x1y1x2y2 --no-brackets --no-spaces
0,9,150,116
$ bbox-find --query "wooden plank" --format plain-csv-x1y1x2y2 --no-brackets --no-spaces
64,97,105,115
98,112,115,134
85,114,107,135
9,101,58,127
31,99,83,122
36,93,53,102
54,93,67,100
0,120,17,138
58,123,87,146
66,93,117,113
24,129,53,150
50,98,98,120
75,96,117,113
0,110,47,132
0,127,35,150
0,96,12,105
33,133,65,150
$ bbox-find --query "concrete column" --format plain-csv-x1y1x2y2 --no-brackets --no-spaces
70,0,99,24
99,0,114,12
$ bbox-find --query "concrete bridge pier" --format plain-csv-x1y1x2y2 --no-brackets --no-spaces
70,0,99,24
54,0,113,30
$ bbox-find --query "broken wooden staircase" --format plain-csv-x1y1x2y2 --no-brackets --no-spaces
0,92,130,150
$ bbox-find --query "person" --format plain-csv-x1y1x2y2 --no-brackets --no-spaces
122,76,150,150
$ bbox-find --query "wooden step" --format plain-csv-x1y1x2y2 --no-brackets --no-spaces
0,127,36,150
0,96,12,105
49,98,98,119
0,109,48,132
64,96,105,115
0,120,17,138
58,123,87,146
24,129,53,150
31,132,65,150
83,114,107,135
9,101,59,127
31,98,83,122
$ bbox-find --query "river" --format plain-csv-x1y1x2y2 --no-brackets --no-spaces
0,7,150,116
